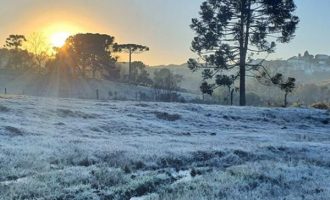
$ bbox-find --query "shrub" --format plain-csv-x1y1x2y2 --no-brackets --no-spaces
90,167,127,188
291,101,303,108
123,165,132,174
190,168,197,177
311,102,329,110
154,112,181,121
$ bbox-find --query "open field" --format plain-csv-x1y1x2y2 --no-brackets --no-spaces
0,96,329,200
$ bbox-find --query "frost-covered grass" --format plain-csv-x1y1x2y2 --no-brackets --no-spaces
0,95,329,200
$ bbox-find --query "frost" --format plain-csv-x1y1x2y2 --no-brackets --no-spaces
0,96,329,199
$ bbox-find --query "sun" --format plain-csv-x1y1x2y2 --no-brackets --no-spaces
50,32,71,47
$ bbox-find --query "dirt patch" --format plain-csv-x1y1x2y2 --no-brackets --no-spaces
154,111,181,121
3,126,23,136
54,122,65,126
135,103,149,107
56,109,98,119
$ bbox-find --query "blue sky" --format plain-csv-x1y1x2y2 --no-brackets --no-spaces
0,0,329,65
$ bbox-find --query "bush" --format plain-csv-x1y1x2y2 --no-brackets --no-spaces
154,112,181,121
311,102,329,110
291,101,303,108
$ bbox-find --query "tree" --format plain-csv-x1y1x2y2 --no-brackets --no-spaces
257,70,295,107
4,34,32,70
63,33,118,78
25,32,51,73
153,68,183,101
273,74,295,107
114,44,149,82
130,61,153,86
216,75,237,105
200,74,237,105
5,35,26,50
188,0,299,106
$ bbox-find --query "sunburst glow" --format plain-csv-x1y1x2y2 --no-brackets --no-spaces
50,32,71,47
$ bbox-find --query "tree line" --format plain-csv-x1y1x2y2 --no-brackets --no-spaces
0,33,184,102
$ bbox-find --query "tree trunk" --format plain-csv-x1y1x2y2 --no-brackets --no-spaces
284,92,288,107
228,87,231,105
230,88,234,106
239,0,251,106
239,1,246,106
239,61,246,106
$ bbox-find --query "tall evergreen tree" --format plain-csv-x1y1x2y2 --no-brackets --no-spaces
188,0,299,106
114,44,149,83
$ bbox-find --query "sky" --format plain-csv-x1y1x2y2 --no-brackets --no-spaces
0,0,329,66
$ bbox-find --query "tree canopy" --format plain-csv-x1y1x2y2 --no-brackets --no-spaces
5,35,26,50
114,44,149,53
61,33,118,78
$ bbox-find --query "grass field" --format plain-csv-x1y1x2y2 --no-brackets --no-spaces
0,96,329,200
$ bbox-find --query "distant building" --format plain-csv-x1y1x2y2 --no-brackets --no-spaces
315,54,329,60
315,54,329,65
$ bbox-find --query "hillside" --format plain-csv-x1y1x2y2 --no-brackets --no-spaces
148,57,330,91
0,70,198,101
0,96,329,199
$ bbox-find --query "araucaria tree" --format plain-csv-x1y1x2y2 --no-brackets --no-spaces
5,35,26,50
114,44,149,83
4,34,30,70
188,0,299,106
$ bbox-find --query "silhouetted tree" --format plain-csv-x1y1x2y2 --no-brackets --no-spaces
188,0,299,106
114,44,149,82
63,33,118,78
4,34,34,70
5,35,26,50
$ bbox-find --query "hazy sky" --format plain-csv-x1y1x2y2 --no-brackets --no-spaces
0,0,329,65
